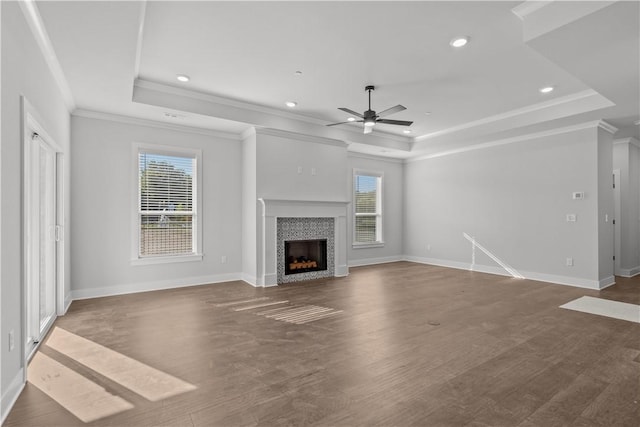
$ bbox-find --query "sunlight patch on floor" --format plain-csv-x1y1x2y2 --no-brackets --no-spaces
46,327,197,401
560,296,640,323
28,352,134,422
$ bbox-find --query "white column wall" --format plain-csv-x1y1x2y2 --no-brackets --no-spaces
1,2,71,419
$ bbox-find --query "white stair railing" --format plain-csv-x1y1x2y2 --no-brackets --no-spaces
463,232,524,279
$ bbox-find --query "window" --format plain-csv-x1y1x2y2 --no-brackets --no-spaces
353,170,383,247
132,144,202,264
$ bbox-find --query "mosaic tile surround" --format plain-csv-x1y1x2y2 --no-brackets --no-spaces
277,217,335,284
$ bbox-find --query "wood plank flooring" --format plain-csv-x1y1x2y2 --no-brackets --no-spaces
4,262,640,426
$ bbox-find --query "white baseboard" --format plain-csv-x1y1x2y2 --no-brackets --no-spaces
1,368,25,425
403,255,606,290
241,273,258,287
63,293,72,314
335,263,349,276
599,276,616,289
348,255,403,267
618,266,640,278
71,273,244,300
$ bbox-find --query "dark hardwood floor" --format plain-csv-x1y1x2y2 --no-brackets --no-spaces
5,262,640,426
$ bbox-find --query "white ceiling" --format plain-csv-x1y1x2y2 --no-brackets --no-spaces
34,0,639,158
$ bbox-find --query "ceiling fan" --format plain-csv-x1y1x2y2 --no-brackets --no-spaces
327,85,413,134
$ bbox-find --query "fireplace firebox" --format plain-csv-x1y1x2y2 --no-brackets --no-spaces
284,239,327,275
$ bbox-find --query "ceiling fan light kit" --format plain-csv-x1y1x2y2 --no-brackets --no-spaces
327,85,413,134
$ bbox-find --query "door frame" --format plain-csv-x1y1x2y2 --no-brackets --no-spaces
21,97,65,369
613,169,621,275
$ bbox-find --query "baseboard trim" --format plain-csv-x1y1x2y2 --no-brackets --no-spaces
63,293,73,314
618,266,640,278
599,276,616,289
1,368,25,425
348,255,403,267
71,273,244,300
241,273,258,287
403,256,605,290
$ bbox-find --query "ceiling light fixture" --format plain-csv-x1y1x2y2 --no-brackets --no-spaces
403,130,412,134
347,117,356,122
285,101,297,108
539,86,554,94
450,36,469,48
176,74,190,82
295,71,303,76
424,112,432,116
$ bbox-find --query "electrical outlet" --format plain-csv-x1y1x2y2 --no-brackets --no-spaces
9,330,15,351
297,166,303,174
221,256,227,264
566,214,577,222
566,257,574,267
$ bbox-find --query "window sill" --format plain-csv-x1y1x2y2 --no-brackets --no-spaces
352,242,385,249
131,253,203,266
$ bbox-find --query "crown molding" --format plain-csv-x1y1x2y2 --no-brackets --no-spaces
133,79,410,144
414,90,605,143
241,127,256,141
408,120,611,163
135,79,331,127
597,120,618,135
255,127,347,148
133,1,147,78
614,137,640,149
73,109,243,140
19,0,76,112
512,1,553,20
347,151,404,164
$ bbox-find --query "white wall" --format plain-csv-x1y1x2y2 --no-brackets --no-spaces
70,116,243,298
1,1,71,418
596,127,614,284
241,129,257,283
404,125,607,288
255,129,349,202
613,138,640,275
347,153,404,266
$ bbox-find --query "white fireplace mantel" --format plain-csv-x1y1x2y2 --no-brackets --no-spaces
256,199,350,287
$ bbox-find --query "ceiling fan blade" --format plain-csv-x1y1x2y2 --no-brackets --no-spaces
338,107,364,118
376,119,413,126
377,104,406,118
326,120,364,127
363,125,373,134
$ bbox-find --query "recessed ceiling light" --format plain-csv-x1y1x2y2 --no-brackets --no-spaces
539,86,554,94
294,71,303,76
176,74,190,82
403,130,412,134
347,117,356,122
424,112,432,116
285,101,297,108
450,36,469,48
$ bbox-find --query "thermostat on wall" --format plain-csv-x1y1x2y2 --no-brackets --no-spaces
572,192,585,200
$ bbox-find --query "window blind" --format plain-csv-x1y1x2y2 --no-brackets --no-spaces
138,152,195,257
354,174,381,243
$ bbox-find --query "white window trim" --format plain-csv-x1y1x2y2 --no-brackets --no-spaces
352,169,384,248
131,143,203,265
